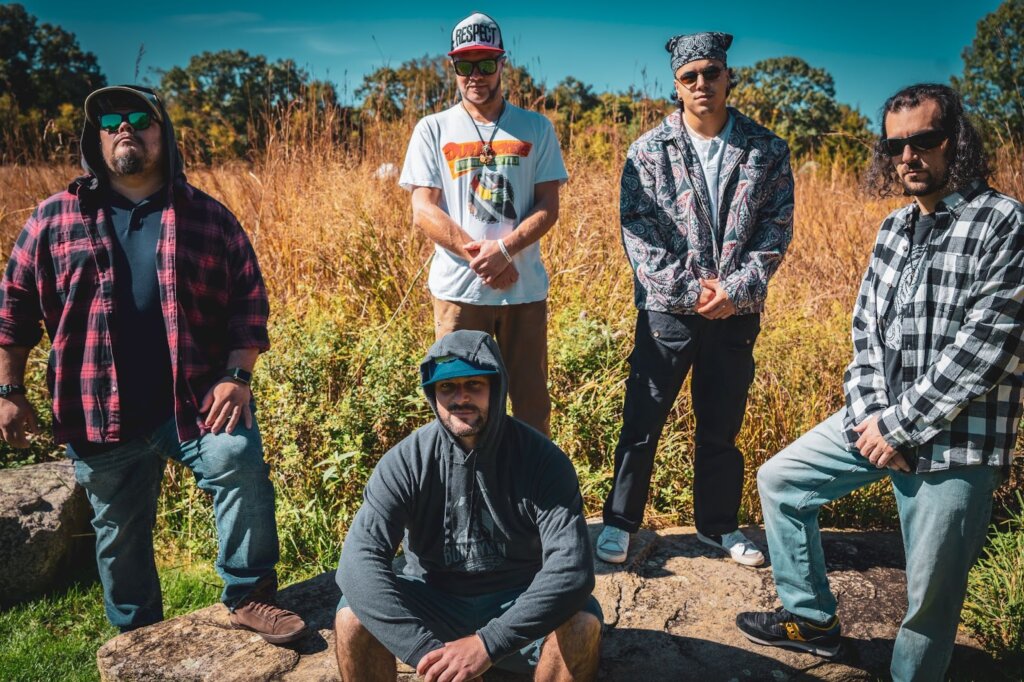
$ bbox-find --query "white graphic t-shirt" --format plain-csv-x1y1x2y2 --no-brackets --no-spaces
400,101,568,305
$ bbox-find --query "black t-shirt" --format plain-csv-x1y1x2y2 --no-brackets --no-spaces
67,189,175,458
882,212,937,405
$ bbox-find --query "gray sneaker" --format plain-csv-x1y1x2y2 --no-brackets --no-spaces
697,529,765,567
595,525,630,564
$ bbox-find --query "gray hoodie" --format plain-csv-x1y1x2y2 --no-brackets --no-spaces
336,330,595,666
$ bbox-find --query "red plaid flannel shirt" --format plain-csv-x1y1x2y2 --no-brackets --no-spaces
0,176,270,444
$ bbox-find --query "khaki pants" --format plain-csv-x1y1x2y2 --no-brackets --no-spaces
432,298,550,436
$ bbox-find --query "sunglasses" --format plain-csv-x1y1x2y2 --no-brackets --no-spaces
675,65,724,87
452,58,502,77
98,111,155,133
879,129,947,157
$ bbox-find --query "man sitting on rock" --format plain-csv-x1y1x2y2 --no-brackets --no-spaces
334,330,602,681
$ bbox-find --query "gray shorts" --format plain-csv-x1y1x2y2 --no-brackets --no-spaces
337,576,603,674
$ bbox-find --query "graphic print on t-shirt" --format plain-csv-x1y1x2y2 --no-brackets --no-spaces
442,139,533,178
444,492,508,572
442,139,533,224
469,170,516,223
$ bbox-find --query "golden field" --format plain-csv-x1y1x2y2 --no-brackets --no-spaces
1,116,1022,572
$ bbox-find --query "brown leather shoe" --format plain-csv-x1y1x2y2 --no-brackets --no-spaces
230,598,308,645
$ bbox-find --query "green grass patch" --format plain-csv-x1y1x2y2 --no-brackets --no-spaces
963,493,1024,665
0,560,221,682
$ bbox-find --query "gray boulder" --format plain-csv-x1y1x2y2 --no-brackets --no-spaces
0,459,93,605
96,522,1003,681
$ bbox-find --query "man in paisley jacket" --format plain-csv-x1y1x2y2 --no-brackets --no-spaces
596,32,794,567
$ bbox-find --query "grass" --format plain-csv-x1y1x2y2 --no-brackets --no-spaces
0,559,221,682
963,493,1024,666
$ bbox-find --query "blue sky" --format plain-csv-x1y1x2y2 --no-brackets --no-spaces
23,0,1003,124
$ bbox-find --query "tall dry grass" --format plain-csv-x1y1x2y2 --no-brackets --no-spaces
1,103,1022,562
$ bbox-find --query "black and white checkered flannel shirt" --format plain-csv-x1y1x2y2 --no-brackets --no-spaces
842,180,1024,472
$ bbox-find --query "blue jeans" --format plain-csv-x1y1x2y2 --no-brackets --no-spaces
72,417,279,631
757,411,1002,682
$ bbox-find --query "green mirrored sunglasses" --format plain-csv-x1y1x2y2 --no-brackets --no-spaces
452,58,501,77
98,111,154,133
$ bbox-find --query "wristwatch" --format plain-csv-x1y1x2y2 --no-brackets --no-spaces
0,384,26,398
223,368,252,385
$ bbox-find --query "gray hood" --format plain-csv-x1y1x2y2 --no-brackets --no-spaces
420,329,509,453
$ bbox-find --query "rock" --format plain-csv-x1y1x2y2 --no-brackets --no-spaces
96,521,1000,681
0,459,93,605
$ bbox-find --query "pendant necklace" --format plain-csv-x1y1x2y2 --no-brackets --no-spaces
463,101,504,165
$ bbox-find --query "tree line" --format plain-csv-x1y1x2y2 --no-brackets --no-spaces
2,1,1022,165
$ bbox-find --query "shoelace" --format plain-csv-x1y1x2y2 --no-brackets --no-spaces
246,600,286,623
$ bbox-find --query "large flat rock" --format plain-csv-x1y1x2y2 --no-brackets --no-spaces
0,459,92,605
97,522,1002,681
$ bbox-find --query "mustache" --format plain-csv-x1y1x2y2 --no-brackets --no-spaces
445,402,480,414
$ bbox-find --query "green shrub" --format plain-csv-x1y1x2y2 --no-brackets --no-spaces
962,494,1024,665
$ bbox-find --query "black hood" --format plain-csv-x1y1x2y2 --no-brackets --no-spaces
78,84,184,192
420,330,509,452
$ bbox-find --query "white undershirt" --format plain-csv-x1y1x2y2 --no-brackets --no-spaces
684,113,733,231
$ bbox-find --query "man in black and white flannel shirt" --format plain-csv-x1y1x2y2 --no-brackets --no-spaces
736,83,1024,681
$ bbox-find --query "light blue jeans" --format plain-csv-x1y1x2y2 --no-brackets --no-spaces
757,411,1001,682
72,417,279,631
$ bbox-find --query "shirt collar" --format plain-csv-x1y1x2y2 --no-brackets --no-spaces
896,179,988,230
107,186,167,212
683,111,733,145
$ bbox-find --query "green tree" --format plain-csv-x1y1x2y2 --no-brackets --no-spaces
159,49,336,160
355,55,450,121
0,3,105,160
952,0,1024,144
354,55,546,120
502,61,545,111
730,56,871,162
549,77,599,120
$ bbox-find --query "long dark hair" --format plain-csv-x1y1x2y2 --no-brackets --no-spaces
863,83,990,198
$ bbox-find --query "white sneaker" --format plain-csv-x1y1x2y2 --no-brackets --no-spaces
595,525,630,564
697,529,765,567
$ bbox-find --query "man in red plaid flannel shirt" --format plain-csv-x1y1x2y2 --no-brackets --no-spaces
0,85,305,644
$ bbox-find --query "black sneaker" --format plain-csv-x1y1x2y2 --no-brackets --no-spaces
736,607,841,657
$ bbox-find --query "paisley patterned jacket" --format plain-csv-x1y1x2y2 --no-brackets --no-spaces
620,107,794,314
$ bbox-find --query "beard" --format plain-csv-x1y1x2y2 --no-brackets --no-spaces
106,136,159,177
441,402,488,439
899,161,949,197
111,148,145,175
461,78,501,106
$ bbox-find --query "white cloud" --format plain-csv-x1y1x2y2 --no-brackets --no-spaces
172,12,263,27
306,37,357,56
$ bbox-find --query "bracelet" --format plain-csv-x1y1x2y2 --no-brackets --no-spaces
497,239,513,263
0,384,26,398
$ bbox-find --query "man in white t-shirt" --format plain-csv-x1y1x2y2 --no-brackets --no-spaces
400,11,567,436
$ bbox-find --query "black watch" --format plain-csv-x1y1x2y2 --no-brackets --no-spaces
0,384,26,398
223,367,252,385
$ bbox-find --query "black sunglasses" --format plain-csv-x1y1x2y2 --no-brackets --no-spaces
98,111,155,133
675,65,724,87
452,57,502,77
879,129,947,157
